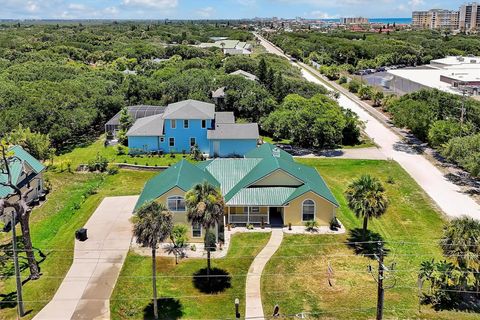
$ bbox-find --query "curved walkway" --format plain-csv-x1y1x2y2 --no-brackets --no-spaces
245,229,284,320
34,196,138,320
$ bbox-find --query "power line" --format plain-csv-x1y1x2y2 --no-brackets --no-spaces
2,239,478,252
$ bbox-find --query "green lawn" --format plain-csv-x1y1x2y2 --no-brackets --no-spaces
0,169,156,319
111,232,271,319
262,158,477,319
54,136,194,170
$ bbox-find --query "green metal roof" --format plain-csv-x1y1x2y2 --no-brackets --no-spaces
245,143,293,161
135,159,220,210
136,143,339,210
0,146,45,199
203,158,261,195
226,143,339,206
9,145,45,174
227,187,296,206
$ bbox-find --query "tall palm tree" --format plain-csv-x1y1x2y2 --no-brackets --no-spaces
440,216,480,293
440,216,480,269
185,181,225,277
345,174,388,241
133,201,173,320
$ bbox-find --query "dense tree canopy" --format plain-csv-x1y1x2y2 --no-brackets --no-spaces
267,30,480,71
0,22,360,152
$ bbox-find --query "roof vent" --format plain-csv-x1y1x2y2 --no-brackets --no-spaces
272,148,281,158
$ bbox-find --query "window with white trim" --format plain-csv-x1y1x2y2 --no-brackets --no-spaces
192,223,202,238
201,120,207,128
167,196,185,211
169,137,175,147
171,120,176,129
251,207,260,213
190,137,196,147
183,120,189,128
302,199,315,221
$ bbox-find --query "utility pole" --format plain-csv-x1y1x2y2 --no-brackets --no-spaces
368,241,396,320
11,213,25,317
376,242,384,320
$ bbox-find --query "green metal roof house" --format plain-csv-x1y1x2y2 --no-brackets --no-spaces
0,145,46,205
135,143,338,239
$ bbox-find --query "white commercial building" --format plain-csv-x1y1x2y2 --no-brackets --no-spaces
386,56,480,96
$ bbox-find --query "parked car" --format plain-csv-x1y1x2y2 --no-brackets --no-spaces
367,69,377,74
376,67,387,72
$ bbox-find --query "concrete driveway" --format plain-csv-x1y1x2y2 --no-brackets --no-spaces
34,196,138,320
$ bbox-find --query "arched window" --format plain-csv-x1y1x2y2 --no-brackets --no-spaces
167,196,185,212
302,199,315,221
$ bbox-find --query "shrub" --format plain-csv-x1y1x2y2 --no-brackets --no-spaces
329,217,341,231
348,79,362,93
246,224,254,230
107,165,119,175
116,145,127,155
305,220,319,232
87,154,108,172
171,224,188,248
338,76,348,84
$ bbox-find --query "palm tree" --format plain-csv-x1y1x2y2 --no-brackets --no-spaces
185,181,225,277
133,202,173,320
440,216,480,269
345,174,388,241
440,216,480,293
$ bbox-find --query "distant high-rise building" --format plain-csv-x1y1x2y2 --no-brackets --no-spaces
459,2,480,31
412,9,459,30
339,17,369,25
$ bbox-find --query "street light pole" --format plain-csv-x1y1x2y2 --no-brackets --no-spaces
11,213,25,317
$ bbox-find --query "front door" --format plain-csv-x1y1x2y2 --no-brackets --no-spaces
269,207,284,227
213,141,220,157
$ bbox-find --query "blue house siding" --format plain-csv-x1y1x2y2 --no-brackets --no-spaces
129,136,161,152
163,119,212,154
209,139,257,157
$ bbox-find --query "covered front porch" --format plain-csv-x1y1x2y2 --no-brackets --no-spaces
226,206,284,227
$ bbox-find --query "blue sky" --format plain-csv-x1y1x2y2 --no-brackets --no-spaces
0,0,467,20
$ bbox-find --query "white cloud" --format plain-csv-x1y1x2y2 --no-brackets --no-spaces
122,0,178,9
309,10,338,19
196,6,215,18
68,3,88,11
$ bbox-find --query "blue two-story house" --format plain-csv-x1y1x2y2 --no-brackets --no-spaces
126,99,259,157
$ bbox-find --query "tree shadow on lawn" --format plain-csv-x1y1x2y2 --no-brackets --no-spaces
346,228,389,259
0,237,48,280
424,292,480,313
192,267,232,294
143,298,183,320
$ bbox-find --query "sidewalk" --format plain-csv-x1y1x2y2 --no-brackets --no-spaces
34,196,138,320
245,229,283,320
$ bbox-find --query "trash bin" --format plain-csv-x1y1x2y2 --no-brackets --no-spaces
75,228,88,241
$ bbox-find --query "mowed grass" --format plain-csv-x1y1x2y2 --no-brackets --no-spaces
262,158,478,319
111,232,271,319
0,169,156,319
54,136,192,169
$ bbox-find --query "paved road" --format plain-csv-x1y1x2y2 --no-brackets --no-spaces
255,33,480,219
34,196,138,320
245,229,283,320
